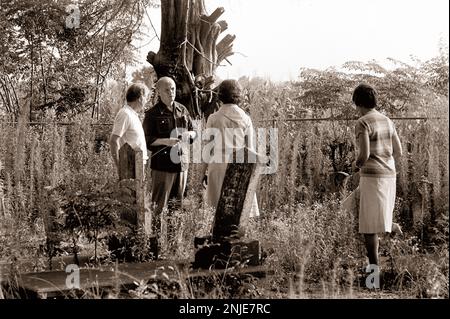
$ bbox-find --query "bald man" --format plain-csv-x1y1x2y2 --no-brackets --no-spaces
142,77,196,254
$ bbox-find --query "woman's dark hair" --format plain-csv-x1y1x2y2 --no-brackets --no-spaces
218,79,242,104
126,84,146,103
352,83,377,108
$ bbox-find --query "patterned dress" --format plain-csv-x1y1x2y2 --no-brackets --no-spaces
355,109,398,233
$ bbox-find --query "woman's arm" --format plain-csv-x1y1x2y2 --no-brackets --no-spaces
246,118,256,151
392,128,402,161
355,130,370,169
200,162,208,187
200,115,215,184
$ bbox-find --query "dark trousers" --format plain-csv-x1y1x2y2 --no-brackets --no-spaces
151,169,187,246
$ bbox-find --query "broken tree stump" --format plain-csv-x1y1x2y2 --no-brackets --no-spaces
147,0,236,118
193,147,265,269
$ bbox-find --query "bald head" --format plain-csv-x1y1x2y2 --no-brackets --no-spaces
156,77,176,107
156,76,175,89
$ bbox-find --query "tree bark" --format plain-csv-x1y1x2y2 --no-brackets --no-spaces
147,0,235,118
39,43,47,106
29,32,34,122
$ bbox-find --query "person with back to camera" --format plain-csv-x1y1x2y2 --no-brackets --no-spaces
201,79,260,218
110,83,149,179
351,83,402,270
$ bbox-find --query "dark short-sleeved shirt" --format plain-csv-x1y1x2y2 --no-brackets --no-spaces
143,101,193,172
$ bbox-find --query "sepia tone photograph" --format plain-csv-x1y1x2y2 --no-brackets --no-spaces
0,0,448,304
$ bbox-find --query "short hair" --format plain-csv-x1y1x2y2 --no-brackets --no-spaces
352,83,377,108
126,83,146,103
218,79,242,104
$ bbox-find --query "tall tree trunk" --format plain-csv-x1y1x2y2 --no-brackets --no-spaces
92,18,108,119
147,0,235,118
39,43,47,106
30,32,34,122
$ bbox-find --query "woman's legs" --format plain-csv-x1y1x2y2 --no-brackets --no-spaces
364,233,379,265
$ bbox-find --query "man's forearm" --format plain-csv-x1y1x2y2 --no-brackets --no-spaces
151,137,180,147
151,138,171,146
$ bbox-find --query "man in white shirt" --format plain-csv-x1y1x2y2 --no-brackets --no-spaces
110,83,148,178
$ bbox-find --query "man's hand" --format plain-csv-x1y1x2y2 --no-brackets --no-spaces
152,137,180,147
165,137,180,146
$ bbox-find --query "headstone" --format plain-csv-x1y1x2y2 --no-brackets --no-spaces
193,147,265,269
110,144,156,260
118,143,136,180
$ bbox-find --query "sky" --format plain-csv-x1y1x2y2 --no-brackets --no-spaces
134,0,449,82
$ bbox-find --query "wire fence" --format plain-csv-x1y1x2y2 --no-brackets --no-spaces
0,116,445,127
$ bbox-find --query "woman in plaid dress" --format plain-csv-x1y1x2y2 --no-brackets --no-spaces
352,84,403,267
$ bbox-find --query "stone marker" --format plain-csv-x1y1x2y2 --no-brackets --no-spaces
193,147,265,269
110,144,156,260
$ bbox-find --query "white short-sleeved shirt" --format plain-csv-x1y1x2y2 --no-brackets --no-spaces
112,105,148,162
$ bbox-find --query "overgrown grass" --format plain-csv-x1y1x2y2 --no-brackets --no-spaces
0,80,448,298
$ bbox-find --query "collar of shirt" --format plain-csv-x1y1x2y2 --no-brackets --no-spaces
157,101,183,115
219,103,239,110
218,103,241,115
125,104,139,117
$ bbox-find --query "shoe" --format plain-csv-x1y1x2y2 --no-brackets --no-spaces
392,223,403,235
